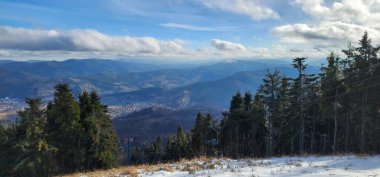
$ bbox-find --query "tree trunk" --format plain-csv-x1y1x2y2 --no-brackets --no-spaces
345,112,350,154
333,87,338,154
360,86,368,153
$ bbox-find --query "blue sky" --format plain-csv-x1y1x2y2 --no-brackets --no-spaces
0,0,379,61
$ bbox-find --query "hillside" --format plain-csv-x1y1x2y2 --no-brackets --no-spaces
0,59,291,100
104,66,319,109
61,155,380,177
112,106,221,145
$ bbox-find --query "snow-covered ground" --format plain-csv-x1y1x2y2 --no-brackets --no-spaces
138,155,380,177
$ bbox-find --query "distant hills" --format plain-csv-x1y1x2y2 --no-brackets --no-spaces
0,58,302,102
0,58,321,143
112,106,221,146
0,58,320,108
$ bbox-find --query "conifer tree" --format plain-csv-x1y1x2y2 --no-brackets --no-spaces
46,83,84,173
290,57,308,153
258,69,282,156
342,32,380,153
79,91,119,169
175,126,186,159
0,99,56,177
250,93,267,157
191,113,205,156
320,53,343,153
220,92,243,158
0,124,5,153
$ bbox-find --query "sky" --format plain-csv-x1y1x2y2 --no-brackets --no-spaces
0,0,379,61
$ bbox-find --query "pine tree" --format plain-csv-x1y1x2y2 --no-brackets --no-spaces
0,124,5,152
1,98,56,177
175,126,186,159
220,92,243,158
320,53,343,153
46,83,85,173
191,113,205,156
342,32,380,153
258,69,282,156
79,91,119,169
290,57,308,153
204,113,218,156
274,77,292,155
250,93,267,157
154,137,162,161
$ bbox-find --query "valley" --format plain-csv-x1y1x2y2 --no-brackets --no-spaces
0,58,320,143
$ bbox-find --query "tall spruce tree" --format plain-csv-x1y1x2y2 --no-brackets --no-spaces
342,32,380,153
220,92,243,158
320,53,343,153
250,93,267,157
277,77,291,154
290,57,308,153
175,126,187,159
258,69,282,156
78,91,119,169
191,113,205,156
46,83,85,173
0,98,56,177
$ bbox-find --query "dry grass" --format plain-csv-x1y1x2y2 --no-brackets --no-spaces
182,163,205,174
59,157,212,177
59,166,139,177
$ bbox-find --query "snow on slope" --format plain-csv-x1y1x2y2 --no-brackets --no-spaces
138,155,380,177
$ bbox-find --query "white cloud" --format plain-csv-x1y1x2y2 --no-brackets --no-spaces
293,0,329,18
294,0,380,28
273,0,380,52
273,21,380,48
0,50,10,57
0,26,330,61
200,0,279,20
211,39,247,51
0,26,184,55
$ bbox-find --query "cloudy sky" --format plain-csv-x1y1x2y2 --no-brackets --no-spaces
0,0,379,61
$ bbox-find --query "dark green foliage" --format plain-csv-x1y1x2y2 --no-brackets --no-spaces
191,113,206,156
219,91,267,158
215,32,380,157
320,53,343,153
130,113,219,164
0,84,120,177
175,126,187,159
118,32,380,165
258,69,282,156
0,124,5,152
104,32,380,164
0,98,56,177
46,84,84,173
341,31,380,153
79,91,119,169
190,113,218,157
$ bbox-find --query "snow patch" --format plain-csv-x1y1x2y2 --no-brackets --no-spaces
136,155,380,177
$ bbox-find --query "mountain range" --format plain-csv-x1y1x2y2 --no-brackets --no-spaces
0,58,321,142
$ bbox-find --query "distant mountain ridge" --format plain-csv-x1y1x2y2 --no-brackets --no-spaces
103,66,319,109
0,58,320,109
0,58,321,145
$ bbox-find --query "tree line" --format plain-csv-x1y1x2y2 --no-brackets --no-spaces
131,32,380,163
129,113,219,164
0,84,119,177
